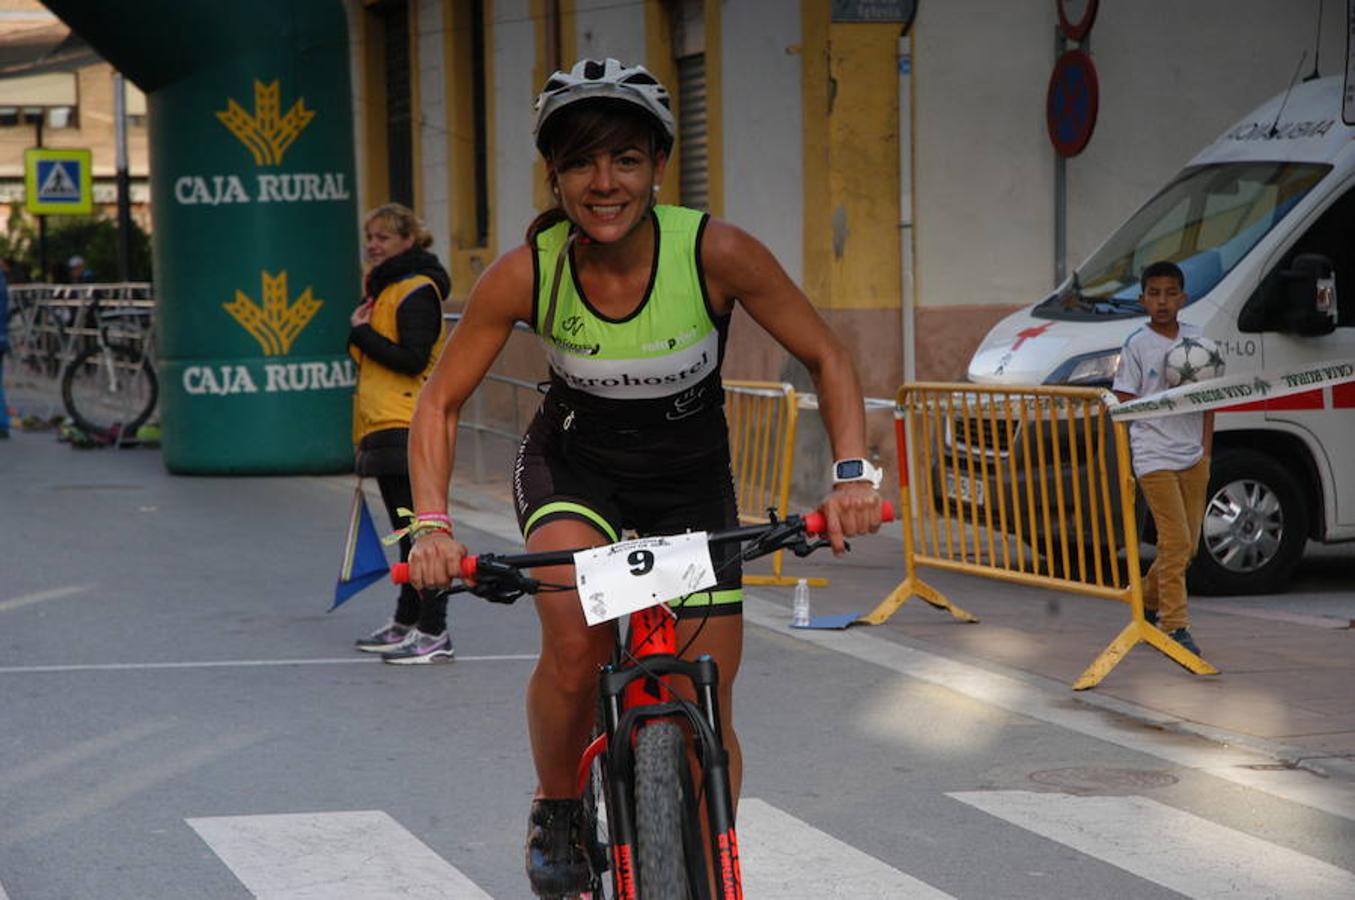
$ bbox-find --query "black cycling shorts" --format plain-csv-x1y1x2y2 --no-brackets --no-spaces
512,397,742,618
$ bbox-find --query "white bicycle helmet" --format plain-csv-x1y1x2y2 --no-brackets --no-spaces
533,58,676,156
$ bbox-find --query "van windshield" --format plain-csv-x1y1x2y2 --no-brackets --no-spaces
1035,161,1329,318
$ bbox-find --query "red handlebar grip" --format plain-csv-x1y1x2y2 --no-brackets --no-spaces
390,557,478,584
803,500,895,536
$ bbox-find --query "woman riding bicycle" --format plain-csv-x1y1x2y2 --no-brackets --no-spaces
404,57,884,897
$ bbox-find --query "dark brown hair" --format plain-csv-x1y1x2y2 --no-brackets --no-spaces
525,100,666,242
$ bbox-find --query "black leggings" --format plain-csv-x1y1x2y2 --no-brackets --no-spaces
375,474,448,634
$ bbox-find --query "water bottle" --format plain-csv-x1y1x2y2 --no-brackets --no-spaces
791,578,811,627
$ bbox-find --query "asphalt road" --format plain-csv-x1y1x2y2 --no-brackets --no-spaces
2,433,1354,899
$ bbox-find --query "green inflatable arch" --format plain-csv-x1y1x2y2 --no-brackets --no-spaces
45,0,361,474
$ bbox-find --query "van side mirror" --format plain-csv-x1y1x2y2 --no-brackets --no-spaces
1239,253,1338,335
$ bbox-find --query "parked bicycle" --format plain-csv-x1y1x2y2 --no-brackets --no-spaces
394,501,893,899
60,298,158,436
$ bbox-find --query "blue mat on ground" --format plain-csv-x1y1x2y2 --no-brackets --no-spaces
790,612,862,630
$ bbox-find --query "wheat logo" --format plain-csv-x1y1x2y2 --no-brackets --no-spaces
223,271,323,355
217,80,315,166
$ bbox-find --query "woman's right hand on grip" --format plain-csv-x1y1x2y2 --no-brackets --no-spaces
407,530,472,589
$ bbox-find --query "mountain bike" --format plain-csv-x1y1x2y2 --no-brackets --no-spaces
60,299,158,436
393,501,893,899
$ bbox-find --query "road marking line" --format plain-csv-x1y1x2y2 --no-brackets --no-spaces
3,730,266,845
950,790,1355,899
0,584,93,613
0,654,538,675
0,718,175,790
744,596,1355,822
188,811,493,899
739,798,955,898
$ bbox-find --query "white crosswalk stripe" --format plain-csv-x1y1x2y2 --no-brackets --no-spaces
950,790,1355,899
188,811,493,899
188,793,1355,899
738,798,956,898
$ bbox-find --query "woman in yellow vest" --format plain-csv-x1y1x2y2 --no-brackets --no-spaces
349,203,452,664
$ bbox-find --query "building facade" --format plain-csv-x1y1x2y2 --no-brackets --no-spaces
0,2,150,235
336,0,1349,475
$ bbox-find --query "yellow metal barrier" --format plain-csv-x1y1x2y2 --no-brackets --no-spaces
860,383,1217,689
724,380,827,588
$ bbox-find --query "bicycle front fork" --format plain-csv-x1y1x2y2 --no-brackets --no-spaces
597,653,743,900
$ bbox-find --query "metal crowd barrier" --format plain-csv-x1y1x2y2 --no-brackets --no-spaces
5,283,156,408
860,383,1217,689
724,380,825,587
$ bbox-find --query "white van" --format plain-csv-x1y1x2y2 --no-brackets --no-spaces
965,75,1355,594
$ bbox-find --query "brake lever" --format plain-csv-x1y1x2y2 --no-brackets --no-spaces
470,584,529,605
466,557,537,604
740,522,802,562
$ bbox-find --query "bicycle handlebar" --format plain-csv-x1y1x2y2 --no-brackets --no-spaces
390,501,893,587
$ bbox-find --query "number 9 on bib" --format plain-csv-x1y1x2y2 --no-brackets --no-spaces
572,532,717,626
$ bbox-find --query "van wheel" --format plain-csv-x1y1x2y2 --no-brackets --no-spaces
1187,449,1307,595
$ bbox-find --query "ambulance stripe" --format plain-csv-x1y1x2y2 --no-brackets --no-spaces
1219,387,1324,413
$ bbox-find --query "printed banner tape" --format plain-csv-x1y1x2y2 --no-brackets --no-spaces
1105,359,1355,420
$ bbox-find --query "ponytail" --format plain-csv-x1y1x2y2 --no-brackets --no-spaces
525,206,571,243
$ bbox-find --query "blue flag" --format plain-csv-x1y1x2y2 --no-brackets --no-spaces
332,484,391,610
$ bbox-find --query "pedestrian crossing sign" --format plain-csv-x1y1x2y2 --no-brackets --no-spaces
24,148,93,215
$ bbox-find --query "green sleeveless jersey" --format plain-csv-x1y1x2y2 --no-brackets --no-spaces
532,205,727,421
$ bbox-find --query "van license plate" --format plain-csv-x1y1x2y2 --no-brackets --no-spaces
946,472,985,506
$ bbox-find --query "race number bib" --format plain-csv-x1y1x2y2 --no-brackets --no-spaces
573,532,717,626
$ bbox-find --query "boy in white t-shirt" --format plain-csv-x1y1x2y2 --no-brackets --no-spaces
1112,260,1214,657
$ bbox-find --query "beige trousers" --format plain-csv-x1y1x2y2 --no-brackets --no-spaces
1139,456,1211,632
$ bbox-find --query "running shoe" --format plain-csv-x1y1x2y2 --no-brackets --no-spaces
381,629,454,665
525,798,593,896
355,621,412,653
1167,627,1201,656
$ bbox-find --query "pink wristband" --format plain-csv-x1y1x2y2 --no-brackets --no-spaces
415,513,451,524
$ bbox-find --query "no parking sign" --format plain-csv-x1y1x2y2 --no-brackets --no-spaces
1047,49,1099,157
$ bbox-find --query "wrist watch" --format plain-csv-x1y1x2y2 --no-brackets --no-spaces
831,458,883,489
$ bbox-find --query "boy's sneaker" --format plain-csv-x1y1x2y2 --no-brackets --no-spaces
1167,627,1201,656
381,629,454,665
355,621,412,653
1144,608,1158,626
525,799,592,896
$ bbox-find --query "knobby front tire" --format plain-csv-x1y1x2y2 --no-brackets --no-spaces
634,721,705,900
61,344,158,435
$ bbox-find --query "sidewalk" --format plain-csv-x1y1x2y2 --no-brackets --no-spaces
5,416,1353,782
738,517,1355,779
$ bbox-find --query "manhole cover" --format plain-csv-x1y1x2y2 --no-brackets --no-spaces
1029,767,1178,793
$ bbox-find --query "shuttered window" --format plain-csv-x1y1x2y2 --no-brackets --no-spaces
677,54,707,211
381,1,414,207
469,0,488,245
672,0,706,210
